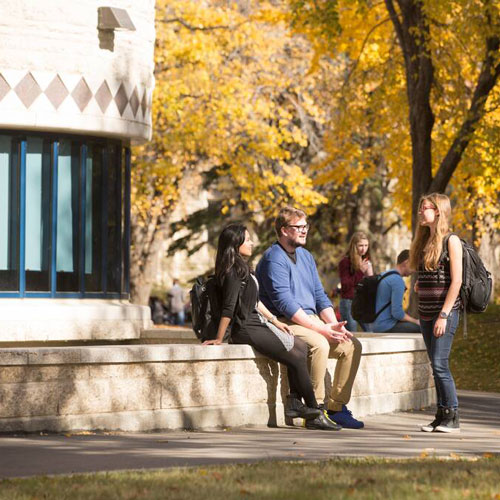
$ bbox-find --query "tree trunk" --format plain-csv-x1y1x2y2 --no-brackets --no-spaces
130,208,170,305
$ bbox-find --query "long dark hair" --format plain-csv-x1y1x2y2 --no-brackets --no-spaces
215,224,250,286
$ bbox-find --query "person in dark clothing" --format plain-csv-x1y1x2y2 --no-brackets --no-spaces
338,231,374,332
203,223,339,430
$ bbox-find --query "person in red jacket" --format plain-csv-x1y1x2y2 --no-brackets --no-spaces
338,231,373,331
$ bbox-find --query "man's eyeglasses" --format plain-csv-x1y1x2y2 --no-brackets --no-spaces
286,224,310,233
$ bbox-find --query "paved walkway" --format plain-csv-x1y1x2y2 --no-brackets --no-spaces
0,390,498,478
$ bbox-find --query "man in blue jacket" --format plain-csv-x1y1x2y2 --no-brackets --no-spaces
371,250,420,333
256,207,364,430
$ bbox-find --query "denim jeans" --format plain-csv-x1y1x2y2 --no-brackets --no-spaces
339,298,358,332
173,310,185,326
420,309,460,409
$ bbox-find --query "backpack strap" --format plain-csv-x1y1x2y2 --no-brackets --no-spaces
439,233,469,337
440,232,460,262
373,271,400,320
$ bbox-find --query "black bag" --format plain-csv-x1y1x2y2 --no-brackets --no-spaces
190,275,227,342
351,271,399,323
442,234,492,314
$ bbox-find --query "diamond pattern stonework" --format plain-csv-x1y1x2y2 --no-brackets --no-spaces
0,71,150,124
14,73,42,108
114,83,128,116
71,77,93,112
129,86,139,117
0,74,10,101
45,75,69,110
95,81,113,113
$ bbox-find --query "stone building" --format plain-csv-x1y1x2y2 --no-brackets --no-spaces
0,0,155,342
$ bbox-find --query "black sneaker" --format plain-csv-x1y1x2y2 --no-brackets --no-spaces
305,410,342,431
285,396,321,420
435,408,460,433
421,407,444,432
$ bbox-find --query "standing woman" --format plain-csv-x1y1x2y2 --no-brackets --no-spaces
338,231,374,331
410,193,462,433
204,224,338,430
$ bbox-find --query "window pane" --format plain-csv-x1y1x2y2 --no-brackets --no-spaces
106,145,121,293
25,137,51,291
56,140,80,292
0,136,19,291
84,145,102,292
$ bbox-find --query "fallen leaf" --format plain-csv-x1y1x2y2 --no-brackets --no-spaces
212,472,222,480
403,435,411,440
483,452,493,458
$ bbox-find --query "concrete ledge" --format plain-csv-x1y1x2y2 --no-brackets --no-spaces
0,300,152,342
0,335,435,433
0,336,428,364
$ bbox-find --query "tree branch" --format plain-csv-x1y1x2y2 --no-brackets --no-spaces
384,0,408,66
341,17,392,90
430,35,500,193
158,17,245,32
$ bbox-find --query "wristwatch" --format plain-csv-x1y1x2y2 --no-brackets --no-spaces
439,311,449,319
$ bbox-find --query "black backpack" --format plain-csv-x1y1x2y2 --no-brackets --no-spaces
190,275,228,342
351,271,399,323
441,234,492,314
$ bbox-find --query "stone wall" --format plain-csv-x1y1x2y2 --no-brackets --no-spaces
0,335,435,432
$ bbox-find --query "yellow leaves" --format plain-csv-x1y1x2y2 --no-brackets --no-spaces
133,0,330,225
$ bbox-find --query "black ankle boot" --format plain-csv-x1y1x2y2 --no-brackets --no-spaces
305,409,342,431
435,407,460,433
421,407,444,432
285,396,321,420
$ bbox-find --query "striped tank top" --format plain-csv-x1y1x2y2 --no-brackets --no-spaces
417,246,461,320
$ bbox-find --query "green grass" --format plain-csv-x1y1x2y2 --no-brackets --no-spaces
451,303,500,392
0,457,499,500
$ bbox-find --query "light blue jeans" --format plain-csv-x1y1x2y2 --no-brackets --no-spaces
420,309,460,409
339,298,358,332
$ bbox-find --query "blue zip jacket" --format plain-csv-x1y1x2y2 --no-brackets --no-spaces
371,270,406,332
255,243,332,319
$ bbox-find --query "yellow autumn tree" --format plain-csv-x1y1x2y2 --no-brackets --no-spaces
287,0,500,239
130,0,330,303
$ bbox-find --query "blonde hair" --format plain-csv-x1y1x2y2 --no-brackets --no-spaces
346,231,371,273
275,206,306,237
409,193,452,271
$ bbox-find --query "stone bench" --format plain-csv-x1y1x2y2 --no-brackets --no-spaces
0,334,434,433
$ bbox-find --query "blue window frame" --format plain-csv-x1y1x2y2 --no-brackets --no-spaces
0,136,19,292
0,130,131,299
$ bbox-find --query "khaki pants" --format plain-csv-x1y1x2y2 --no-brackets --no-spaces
282,315,362,412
